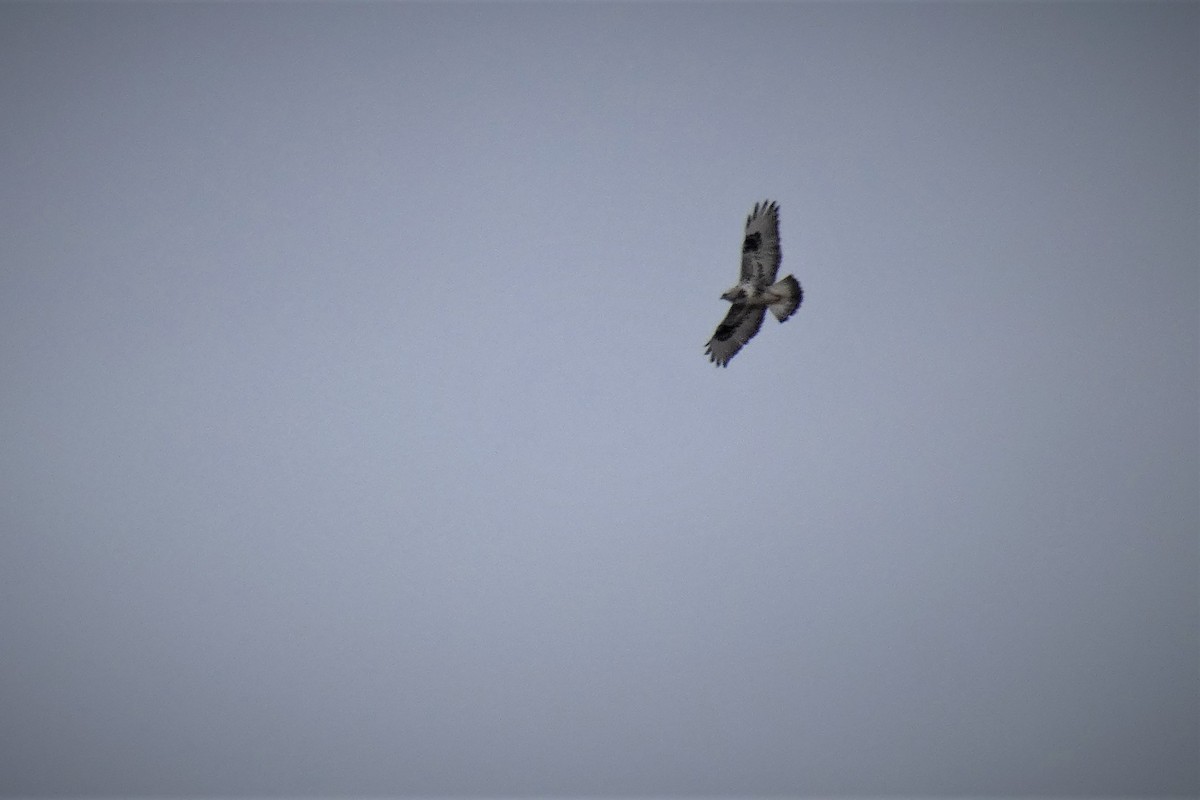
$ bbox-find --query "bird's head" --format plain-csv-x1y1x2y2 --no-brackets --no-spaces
721,286,748,303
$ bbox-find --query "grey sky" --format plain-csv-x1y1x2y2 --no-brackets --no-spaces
1,2,1196,796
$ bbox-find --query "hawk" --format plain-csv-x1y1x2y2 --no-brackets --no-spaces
705,200,803,367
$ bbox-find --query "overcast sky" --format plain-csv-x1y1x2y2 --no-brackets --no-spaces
1,2,1197,797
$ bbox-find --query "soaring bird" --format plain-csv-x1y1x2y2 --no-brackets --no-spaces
705,200,803,366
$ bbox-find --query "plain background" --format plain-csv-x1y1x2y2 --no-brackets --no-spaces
1,2,1197,796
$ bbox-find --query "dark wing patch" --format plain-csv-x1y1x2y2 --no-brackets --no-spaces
743,231,762,253
711,303,749,342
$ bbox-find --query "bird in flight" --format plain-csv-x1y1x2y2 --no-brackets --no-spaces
705,200,803,367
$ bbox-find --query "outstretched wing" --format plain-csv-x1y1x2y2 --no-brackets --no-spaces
705,303,767,367
739,200,782,286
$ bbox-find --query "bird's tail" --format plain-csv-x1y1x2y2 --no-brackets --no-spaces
768,275,802,322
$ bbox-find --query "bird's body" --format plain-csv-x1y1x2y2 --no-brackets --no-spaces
705,201,802,366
